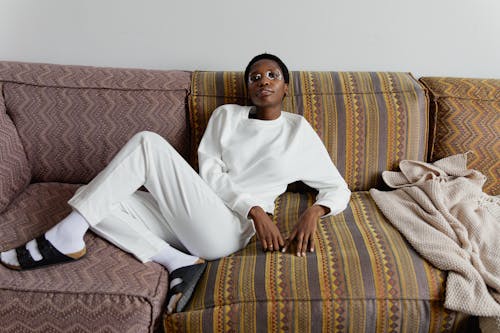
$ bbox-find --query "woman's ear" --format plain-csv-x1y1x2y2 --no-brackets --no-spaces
284,84,289,96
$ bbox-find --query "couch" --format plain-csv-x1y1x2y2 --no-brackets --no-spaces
0,61,498,332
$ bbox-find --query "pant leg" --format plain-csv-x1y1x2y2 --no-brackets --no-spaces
90,191,186,263
69,131,255,260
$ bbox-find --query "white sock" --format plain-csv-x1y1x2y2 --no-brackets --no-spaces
151,244,200,273
1,211,89,267
45,211,89,254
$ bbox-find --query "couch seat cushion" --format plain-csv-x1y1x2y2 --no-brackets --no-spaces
165,192,474,332
0,183,168,333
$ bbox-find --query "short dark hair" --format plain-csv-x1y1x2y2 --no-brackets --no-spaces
244,53,290,86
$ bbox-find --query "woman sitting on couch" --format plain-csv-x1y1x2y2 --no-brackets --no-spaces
1,53,351,313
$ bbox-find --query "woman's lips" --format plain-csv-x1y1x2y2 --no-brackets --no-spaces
257,88,273,97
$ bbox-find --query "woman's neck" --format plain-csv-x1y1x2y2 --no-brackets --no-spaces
254,106,281,120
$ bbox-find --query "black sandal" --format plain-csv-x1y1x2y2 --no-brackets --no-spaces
1,235,86,271
166,261,207,314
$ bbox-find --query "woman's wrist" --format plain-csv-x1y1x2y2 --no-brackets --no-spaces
248,206,266,219
309,205,330,217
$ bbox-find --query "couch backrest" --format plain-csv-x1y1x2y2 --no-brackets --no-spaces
189,71,429,192
420,77,500,195
0,61,191,184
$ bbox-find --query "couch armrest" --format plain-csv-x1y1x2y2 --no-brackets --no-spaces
0,83,30,212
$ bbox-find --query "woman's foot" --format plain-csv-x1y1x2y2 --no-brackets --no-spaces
165,259,207,314
151,244,201,273
0,211,89,270
151,245,207,313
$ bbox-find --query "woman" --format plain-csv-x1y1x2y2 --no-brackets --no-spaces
0,54,351,313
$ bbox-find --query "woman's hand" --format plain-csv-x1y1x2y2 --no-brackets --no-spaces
249,206,284,252
282,205,329,256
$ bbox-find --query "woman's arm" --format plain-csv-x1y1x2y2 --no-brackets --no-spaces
284,119,351,256
198,107,265,219
300,119,351,217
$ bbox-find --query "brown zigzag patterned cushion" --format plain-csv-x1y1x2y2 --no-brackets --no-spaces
420,77,500,195
0,61,191,185
0,183,78,251
0,82,30,212
0,234,168,332
0,184,168,332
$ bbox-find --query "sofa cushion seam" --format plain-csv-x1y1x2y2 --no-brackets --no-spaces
191,90,425,98
0,286,159,301
0,80,190,93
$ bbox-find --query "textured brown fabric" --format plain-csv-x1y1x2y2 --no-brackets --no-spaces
420,77,500,195
0,82,30,212
0,183,77,252
0,61,190,90
190,71,429,192
164,192,476,332
0,235,168,332
0,184,169,332
0,61,191,184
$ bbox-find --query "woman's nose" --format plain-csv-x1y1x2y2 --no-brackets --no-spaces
259,78,271,86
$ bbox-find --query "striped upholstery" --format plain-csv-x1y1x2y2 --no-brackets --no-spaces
189,71,429,191
420,77,500,195
165,192,474,332
0,61,191,184
178,71,477,331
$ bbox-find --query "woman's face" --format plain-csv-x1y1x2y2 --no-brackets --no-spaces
247,59,288,109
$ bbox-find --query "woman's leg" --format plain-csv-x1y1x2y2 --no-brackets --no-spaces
70,131,254,260
2,131,254,269
91,190,198,270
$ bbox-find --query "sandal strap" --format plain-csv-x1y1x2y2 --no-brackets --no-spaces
169,263,204,280
14,235,73,270
15,245,37,269
166,262,207,303
35,235,73,266
168,281,185,296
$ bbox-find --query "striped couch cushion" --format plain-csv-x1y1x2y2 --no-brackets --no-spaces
189,71,429,191
420,77,500,195
164,192,475,332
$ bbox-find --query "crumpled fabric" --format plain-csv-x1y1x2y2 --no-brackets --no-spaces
369,153,500,332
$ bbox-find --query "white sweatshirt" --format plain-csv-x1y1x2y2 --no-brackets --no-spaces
198,104,351,220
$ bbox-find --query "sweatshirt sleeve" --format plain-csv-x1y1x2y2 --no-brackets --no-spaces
197,106,264,219
298,119,351,218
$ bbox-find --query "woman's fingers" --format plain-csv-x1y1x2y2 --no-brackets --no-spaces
262,240,268,251
284,231,314,256
275,233,284,251
297,233,306,256
258,228,283,252
282,229,297,253
309,234,314,252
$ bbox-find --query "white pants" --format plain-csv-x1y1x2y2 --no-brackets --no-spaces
68,131,255,262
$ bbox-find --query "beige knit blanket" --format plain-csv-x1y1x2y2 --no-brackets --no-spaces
369,153,500,332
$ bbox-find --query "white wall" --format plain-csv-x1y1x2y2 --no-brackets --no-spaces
1,0,499,78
